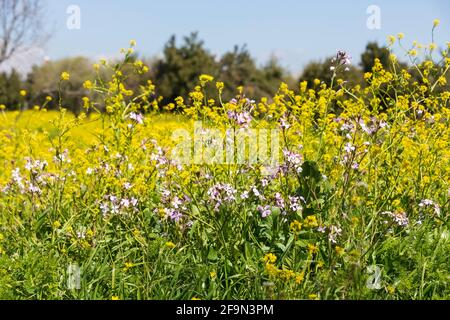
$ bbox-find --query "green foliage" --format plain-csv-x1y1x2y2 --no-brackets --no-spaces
0,69,23,108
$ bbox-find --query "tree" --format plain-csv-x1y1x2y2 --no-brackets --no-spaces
0,0,49,67
27,57,96,113
154,32,218,104
360,42,391,73
217,46,287,100
0,69,23,108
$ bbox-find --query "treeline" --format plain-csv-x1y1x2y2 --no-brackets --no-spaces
0,32,446,113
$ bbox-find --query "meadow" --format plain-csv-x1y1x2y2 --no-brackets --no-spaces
0,35,449,300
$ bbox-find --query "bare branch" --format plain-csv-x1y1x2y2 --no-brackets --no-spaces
0,0,49,66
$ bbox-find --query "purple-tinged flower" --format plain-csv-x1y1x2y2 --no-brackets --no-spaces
279,117,290,130
240,191,249,200
289,196,303,212
419,199,441,216
318,226,327,233
207,183,237,211
274,193,285,209
258,205,272,218
381,211,409,227
129,112,144,125
165,208,182,222
344,142,356,153
328,225,342,243
335,50,352,66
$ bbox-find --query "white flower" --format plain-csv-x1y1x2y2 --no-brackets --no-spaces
344,142,355,153
129,112,144,125
123,182,132,190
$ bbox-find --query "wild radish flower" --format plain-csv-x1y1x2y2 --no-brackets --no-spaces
329,225,342,243
227,111,252,128
419,199,441,216
129,112,144,125
334,50,352,66
381,211,409,227
53,149,71,164
344,143,355,153
100,194,139,217
282,149,303,173
27,182,41,195
240,191,249,200
279,117,290,129
12,168,24,190
171,196,183,209
207,183,237,211
120,198,130,208
274,193,285,209
76,230,86,239
86,167,94,175
161,189,171,201
258,205,272,218
289,196,303,212
123,182,132,190
165,208,182,222
25,158,48,173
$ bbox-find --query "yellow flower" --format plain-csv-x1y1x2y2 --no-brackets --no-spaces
191,297,201,300
397,33,404,40
0,104,5,110
130,39,137,47
83,80,93,89
387,285,395,294
335,246,344,255
60,72,70,81
290,220,302,233
263,253,277,264
123,262,134,271
53,221,61,229
111,296,120,300
210,271,217,279
303,215,318,228
387,35,396,45
165,241,176,249
45,96,52,102
408,49,417,57
308,294,318,300
20,90,27,97
295,272,305,284
433,19,440,28
199,74,214,85
216,81,224,93
307,243,319,254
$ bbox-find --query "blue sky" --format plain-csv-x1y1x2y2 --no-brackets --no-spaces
12,0,450,74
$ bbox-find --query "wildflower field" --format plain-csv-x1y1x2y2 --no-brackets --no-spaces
0,35,449,300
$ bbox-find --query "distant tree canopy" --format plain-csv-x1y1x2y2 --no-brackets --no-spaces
153,33,287,104
27,56,96,113
154,32,218,104
2,34,440,114
0,69,22,108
